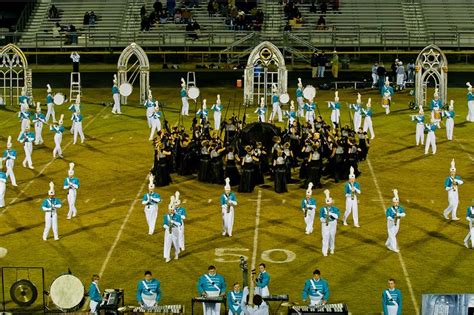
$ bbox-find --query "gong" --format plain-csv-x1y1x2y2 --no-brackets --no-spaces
10,279,38,307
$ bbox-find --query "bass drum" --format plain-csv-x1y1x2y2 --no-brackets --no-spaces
50,274,85,312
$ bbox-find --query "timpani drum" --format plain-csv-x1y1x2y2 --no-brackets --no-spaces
50,274,85,312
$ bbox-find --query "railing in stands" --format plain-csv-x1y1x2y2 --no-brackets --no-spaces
16,0,39,33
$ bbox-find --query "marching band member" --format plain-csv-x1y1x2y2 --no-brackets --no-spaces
221,178,237,237
45,84,56,123
3,136,17,186
381,76,394,97
302,269,330,306
301,182,317,234
41,182,62,241
227,282,243,315
136,271,161,308
443,159,463,221
63,163,80,219
269,84,283,123
349,93,362,131
149,103,162,141
33,102,46,145
197,265,226,315
18,86,30,106
424,118,438,155
381,77,394,115
88,275,102,314
18,99,30,134
72,108,85,144
174,191,186,251
430,88,442,127
320,189,340,256
0,161,6,208
17,121,35,169
385,189,406,252
466,82,474,122
180,78,189,116
362,98,375,140
112,74,122,114
144,90,156,128
296,78,305,117
163,195,181,262
343,166,361,227
304,97,316,126
328,91,340,128
411,105,425,146
444,100,455,141
50,114,65,158
196,99,209,125
254,98,266,123
285,101,297,128
68,95,80,134
211,94,223,130
142,174,161,235
464,201,474,248
382,278,402,315
254,263,270,297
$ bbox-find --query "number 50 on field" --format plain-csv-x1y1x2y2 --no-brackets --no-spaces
215,248,296,264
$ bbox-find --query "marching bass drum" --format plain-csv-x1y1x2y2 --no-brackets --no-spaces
303,85,316,100
119,83,133,97
279,93,290,104
53,93,65,106
187,86,200,100
50,274,85,312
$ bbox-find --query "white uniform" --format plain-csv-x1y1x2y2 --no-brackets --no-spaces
320,206,339,256
343,181,361,227
302,197,316,234
142,192,160,235
72,113,85,144
18,131,34,169
443,176,463,220
163,213,181,261
42,197,62,240
0,172,6,207
221,192,237,237
464,206,474,248
3,148,17,186
385,205,405,252
181,88,189,116
64,177,79,219
149,111,162,140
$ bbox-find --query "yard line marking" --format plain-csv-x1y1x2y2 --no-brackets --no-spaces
0,105,109,216
85,199,90,204
251,190,262,272
453,138,474,161
99,175,148,277
110,198,115,204
207,199,212,204
367,158,420,315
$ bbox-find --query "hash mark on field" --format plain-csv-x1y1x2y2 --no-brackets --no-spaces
103,114,110,119
85,199,90,204
282,199,286,204
207,199,212,204
182,199,187,204
110,198,115,204
36,199,42,203
109,137,114,140
430,200,434,204
129,137,133,140
367,158,420,315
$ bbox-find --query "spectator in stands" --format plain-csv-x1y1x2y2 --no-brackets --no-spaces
332,0,340,13
154,0,163,13
52,22,61,38
310,0,317,13
283,22,292,32
48,5,59,20
150,10,158,25
254,9,264,31
167,0,176,16
140,5,147,18
318,51,328,78
182,9,193,24
159,10,168,23
331,50,339,78
174,9,183,23
208,0,217,16
376,63,387,92
235,11,246,30
141,16,151,31
317,15,326,30
407,60,415,83
89,11,97,25
83,12,90,25
311,51,319,79
65,25,77,45
186,20,201,40
320,1,327,15
371,62,379,88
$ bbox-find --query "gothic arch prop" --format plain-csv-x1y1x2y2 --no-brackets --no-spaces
244,41,288,106
415,44,448,108
117,43,150,104
0,44,32,106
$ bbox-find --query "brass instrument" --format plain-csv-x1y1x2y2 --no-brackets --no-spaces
325,207,330,226
451,176,457,192
350,183,355,200
226,195,231,214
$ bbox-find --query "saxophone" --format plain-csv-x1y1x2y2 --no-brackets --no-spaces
350,183,355,200
451,176,457,192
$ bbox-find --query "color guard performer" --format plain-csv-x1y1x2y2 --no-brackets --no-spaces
444,100,455,141
68,95,81,134
301,182,317,234
296,78,305,117
285,101,297,128
2,136,17,186
18,86,30,106
0,161,6,208
180,78,189,116
196,99,209,125
144,90,156,128
362,98,375,140
349,93,362,131
254,263,270,297
50,114,65,158
72,108,85,144
221,178,237,237
142,174,161,235
328,91,340,128
197,265,226,315
302,269,330,306
163,195,181,262
18,99,30,134
381,77,394,115
305,97,316,126
254,98,266,123
227,282,243,315
411,105,425,146
149,103,162,141
136,271,161,308
385,189,405,253
343,167,361,227
269,84,283,123
174,191,186,251
430,88,442,127
424,118,438,155
41,182,62,241
464,201,474,248
466,82,474,122
443,159,463,220
63,163,80,219
382,278,402,315
89,275,102,314
112,74,122,114
211,94,223,130
18,121,35,169
320,189,340,256
33,102,46,145
45,84,56,123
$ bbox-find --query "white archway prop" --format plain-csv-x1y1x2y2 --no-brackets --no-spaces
0,44,32,106
117,43,150,104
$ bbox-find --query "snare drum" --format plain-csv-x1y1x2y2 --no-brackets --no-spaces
50,274,85,312
434,109,441,120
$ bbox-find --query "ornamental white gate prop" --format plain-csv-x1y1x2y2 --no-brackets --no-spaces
415,44,448,108
0,44,32,106
244,41,287,106
117,43,150,104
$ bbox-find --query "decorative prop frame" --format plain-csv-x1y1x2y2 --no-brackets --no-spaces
0,44,32,106
117,43,150,104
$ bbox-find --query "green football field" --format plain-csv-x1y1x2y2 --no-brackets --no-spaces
0,86,473,314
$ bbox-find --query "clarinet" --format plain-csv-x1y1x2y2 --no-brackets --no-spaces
451,176,457,192
350,183,355,200
304,200,308,218
226,194,231,214
325,207,329,226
